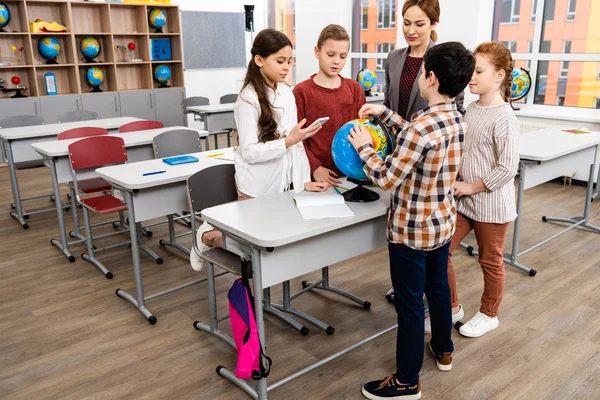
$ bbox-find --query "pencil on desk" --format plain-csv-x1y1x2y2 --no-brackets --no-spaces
334,186,342,195
207,152,225,158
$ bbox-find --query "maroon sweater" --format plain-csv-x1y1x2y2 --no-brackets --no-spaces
293,74,366,175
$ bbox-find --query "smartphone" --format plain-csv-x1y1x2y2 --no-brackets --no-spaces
309,117,329,127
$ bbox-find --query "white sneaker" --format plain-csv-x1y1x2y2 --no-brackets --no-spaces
459,311,499,338
424,304,464,334
190,222,213,271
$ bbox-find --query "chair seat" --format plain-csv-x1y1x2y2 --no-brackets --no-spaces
68,177,112,194
80,195,127,215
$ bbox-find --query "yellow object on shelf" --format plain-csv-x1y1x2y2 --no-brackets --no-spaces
123,0,171,4
29,19,68,33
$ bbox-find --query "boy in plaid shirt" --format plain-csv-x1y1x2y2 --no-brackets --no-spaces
348,42,475,400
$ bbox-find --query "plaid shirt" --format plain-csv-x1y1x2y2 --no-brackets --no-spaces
357,102,465,250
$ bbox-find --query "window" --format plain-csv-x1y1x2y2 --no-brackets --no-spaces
595,98,600,109
361,0,368,30
540,40,551,53
530,0,537,22
377,0,396,29
566,0,576,21
268,1,296,84
376,43,394,71
502,41,517,53
560,41,571,78
500,0,521,23
360,43,368,69
527,41,533,53
556,96,565,106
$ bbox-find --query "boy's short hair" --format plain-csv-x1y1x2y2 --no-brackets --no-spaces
423,42,475,99
317,24,350,49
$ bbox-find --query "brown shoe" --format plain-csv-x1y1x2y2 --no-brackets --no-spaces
429,342,452,371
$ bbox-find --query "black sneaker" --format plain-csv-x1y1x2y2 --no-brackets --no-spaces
362,375,421,399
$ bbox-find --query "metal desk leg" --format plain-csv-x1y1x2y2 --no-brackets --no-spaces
116,190,157,325
159,215,191,256
203,115,211,151
299,266,372,309
48,157,76,262
543,147,600,234
216,247,265,399
592,153,600,202
4,140,28,229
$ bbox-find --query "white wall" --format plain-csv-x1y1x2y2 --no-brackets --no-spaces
173,0,268,109
294,0,354,83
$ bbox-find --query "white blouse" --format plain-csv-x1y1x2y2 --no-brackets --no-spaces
234,83,311,197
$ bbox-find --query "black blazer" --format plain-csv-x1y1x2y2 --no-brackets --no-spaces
383,40,465,119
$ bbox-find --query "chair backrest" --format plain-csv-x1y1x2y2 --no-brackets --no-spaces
187,164,237,214
118,120,164,133
219,94,238,104
181,96,210,113
57,127,108,140
153,129,203,158
0,115,44,128
56,110,99,123
68,136,127,171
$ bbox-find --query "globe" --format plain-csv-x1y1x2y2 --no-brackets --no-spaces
153,64,171,87
357,69,377,95
0,1,11,31
148,8,167,33
511,68,532,101
80,37,101,62
332,118,392,181
86,67,104,92
38,37,61,64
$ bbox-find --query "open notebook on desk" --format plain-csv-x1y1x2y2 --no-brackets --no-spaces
293,193,354,219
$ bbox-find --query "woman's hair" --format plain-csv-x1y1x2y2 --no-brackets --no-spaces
402,0,440,42
316,24,350,49
474,41,514,102
241,28,292,143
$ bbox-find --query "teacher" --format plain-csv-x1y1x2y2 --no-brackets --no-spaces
384,0,464,119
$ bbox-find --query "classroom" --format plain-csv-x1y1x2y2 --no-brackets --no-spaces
0,0,599,399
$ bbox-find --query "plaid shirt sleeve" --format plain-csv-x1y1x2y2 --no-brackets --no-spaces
357,125,430,191
379,106,409,136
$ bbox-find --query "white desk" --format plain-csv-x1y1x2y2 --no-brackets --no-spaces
463,128,600,275
365,92,385,104
0,117,141,229
31,127,209,262
95,149,233,323
186,104,235,149
199,185,390,399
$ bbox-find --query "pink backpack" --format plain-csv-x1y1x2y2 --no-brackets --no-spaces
228,261,272,380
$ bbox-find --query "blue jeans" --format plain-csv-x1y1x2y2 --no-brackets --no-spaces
389,241,453,384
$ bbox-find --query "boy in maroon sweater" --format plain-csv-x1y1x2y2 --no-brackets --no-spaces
294,24,366,186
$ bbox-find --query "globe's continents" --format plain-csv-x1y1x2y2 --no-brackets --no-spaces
511,68,531,101
148,8,167,29
80,37,101,59
357,69,377,91
38,37,61,60
332,118,391,181
154,65,171,84
0,2,11,30
86,67,104,88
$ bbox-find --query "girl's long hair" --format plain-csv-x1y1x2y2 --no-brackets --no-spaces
474,42,514,102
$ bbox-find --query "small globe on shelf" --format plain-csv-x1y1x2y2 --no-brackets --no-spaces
153,64,171,88
357,69,377,96
85,67,104,93
0,1,11,32
332,118,393,202
80,36,101,63
148,8,167,33
510,68,532,110
38,37,61,64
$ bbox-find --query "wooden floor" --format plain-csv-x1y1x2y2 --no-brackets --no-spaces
1,161,600,400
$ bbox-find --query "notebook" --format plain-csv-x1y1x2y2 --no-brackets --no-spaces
293,193,355,220
162,155,199,165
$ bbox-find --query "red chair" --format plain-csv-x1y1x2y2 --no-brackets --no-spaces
118,120,164,133
57,126,108,140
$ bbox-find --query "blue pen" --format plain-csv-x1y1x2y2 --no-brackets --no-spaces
143,170,166,176
333,186,342,195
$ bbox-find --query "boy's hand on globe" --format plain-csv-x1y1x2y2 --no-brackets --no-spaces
304,181,329,192
358,104,384,119
286,118,322,149
348,125,373,150
313,166,342,186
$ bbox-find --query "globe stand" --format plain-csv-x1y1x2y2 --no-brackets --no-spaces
157,82,170,88
83,56,98,64
342,178,379,203
45,57,58,65
153,27,163,33
90,86,102,93
364,89,372,97
2,87,28,98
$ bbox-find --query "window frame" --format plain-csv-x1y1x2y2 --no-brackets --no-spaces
375,42,394,71
595,98,600,109
566,0,576,21
360,0,368,30
377,0,396,29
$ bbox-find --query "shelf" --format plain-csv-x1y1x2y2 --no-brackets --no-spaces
30,33,72,36
151,62,183,89
71,2,111,34
147,6,180,34
151,60,182,64
112,34,149,62
79,64,116,93
0,67,37,97
76,62,113,67
35,64,75,68
113,33,148,36
74,33,112,37
27,2,70,34
115,61,149,65
110,5,148,35
2,1,28,33
0,65,33,69
149,33,179,37
74,35,114,63
116,63,152,91
32,35,75,65
0,34,34,65
0,32,28,36
35,65,78,96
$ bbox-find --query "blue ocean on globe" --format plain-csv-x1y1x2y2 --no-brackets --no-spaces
149,9,167,29
38,37,61,60
86,67,104,88
357,69,377,91
154,65,171,83
332,118,392,181
80,37,101,59
0,3,11,29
